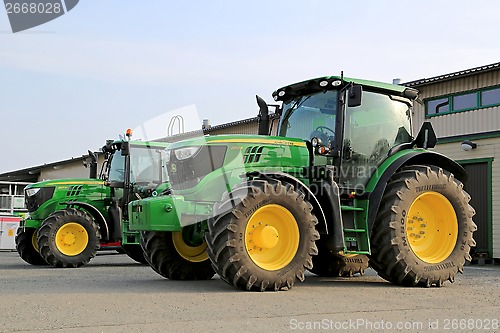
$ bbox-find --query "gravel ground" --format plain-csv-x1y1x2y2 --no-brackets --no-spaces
0,251,498,333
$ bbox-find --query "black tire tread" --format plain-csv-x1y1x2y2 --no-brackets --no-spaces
15,228,47,266
38,208,100,268
309,249,369,277
369,165,476,287
141,231,215,280
206,180,319,291
121,244,148,264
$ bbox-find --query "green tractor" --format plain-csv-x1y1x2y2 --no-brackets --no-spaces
16,134,169,268
130,76,476,291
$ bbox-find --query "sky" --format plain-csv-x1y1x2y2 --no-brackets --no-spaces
1,0,499,173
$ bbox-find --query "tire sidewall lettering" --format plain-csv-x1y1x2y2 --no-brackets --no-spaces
402,175,468,275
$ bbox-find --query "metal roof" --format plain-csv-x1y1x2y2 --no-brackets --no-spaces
0,155,92,182
403,62,500,87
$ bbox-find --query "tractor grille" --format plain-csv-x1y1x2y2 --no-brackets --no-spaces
66,185,83,197
25,187,55,213
168,146,227,190
243,146,264,163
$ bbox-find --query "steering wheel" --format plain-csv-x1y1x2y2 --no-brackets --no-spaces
310,126,335,145
315,126,335,136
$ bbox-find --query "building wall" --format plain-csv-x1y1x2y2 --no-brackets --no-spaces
207,121,259,135
431,138,499,258
413,70,500,138
38,155,106,181
410,69,500,259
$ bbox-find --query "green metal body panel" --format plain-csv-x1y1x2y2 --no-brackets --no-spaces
23,179,109,228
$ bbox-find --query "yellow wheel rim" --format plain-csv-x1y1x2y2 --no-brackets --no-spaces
172,231,209,263
32,230,40,253
55,223,89,256
245,204,299,271
406,191,458,264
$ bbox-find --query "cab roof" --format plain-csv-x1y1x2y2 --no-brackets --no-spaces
273,76,418,102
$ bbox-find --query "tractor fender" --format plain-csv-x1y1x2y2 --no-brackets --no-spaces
367,150,467,234
253,172,328,234
61,201,110,241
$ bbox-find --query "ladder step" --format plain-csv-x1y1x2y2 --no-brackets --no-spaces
344,228,366,233
341,206,364,212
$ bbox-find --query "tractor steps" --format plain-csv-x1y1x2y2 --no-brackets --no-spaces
341,204,370,254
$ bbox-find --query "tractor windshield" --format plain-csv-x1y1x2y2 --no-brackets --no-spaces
108,152,125,183
278,90,338,144
129,146,167,184
108,146,167,184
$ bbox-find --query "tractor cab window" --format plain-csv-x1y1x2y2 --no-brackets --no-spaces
108,151,125,183
129,146,167,184
279,90,338,145
107,146,168,184
341,91,412,189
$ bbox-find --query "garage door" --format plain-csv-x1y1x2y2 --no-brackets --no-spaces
460,161,491,256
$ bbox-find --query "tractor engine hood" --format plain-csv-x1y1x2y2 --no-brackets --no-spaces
165,134,311,192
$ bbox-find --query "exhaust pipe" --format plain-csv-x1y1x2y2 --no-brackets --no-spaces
88,150,98,179
256,95,269,135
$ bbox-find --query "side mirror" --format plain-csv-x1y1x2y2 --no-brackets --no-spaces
121,142,130,156
348,85,362,107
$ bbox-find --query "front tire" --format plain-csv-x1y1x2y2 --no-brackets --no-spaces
121,244,148,264
370,165,476,287
15,228,47,266
38,208,100,268
206,180,319,291
141,230,215,280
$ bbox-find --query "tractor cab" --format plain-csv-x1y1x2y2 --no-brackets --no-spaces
101,135,170,243
273,76,417,191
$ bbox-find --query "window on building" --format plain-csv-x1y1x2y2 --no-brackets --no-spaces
481,87,500,106
452,92,477,111
425,85,500,117
427,98,449,115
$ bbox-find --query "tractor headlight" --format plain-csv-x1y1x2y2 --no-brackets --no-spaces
25,188,40,197
174,146,201,160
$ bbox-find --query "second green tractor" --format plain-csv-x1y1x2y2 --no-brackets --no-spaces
16,136,169,268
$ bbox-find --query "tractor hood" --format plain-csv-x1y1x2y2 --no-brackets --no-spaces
24,178,109,221
165,134,310,193
166,134,307,150
26,178,105,190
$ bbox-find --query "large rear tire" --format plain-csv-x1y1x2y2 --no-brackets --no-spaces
206,180,319,291
121,244,148,264
370,165,476,287
141,229,215,280
15,227,47,266
38,208,100,268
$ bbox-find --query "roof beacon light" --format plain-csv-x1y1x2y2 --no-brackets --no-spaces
126,128,133,139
